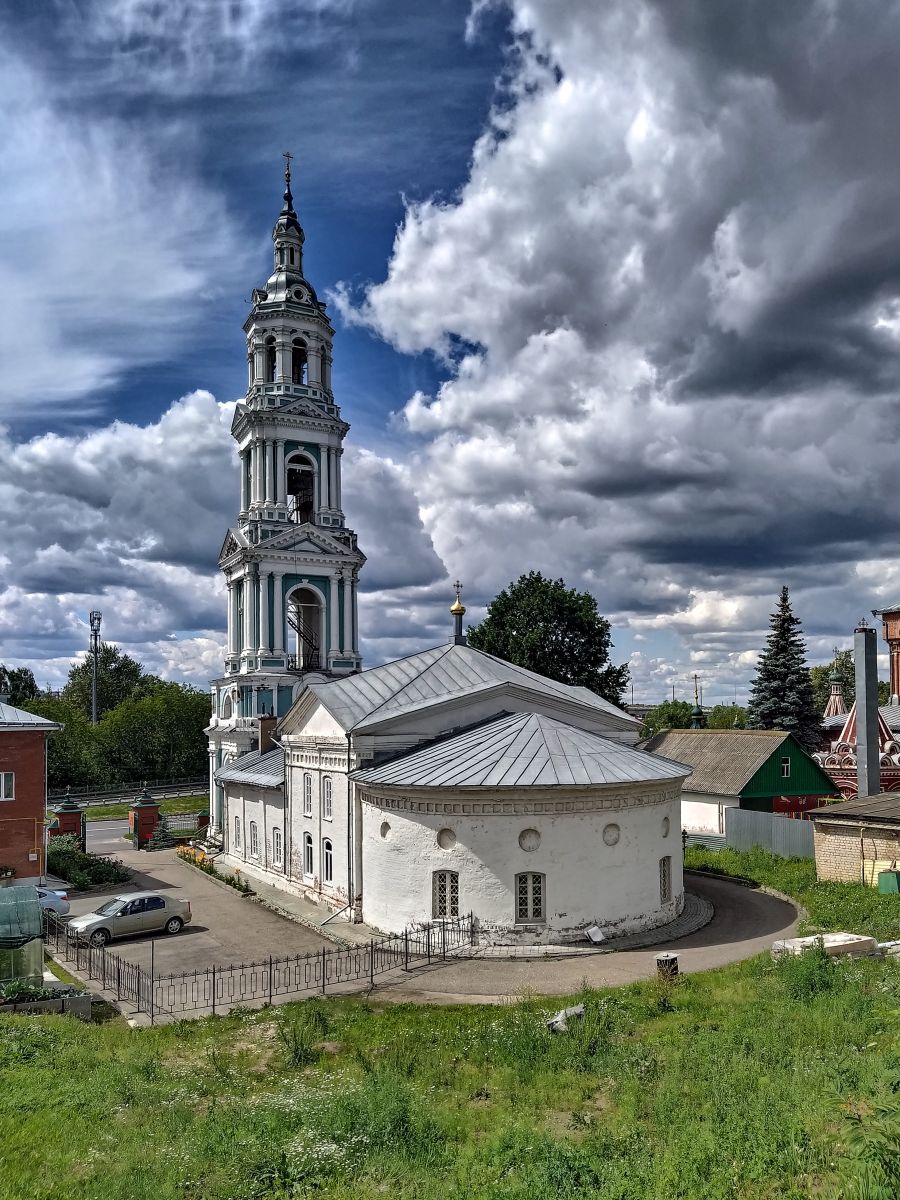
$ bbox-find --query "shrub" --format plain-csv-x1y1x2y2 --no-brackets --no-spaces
177,845,252,893
0,982,61,1004
278,1003,328,1068
776,941,838,1000
46,834,130,891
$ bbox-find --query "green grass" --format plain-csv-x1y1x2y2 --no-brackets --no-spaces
82,795,208,822
4,851,900,1198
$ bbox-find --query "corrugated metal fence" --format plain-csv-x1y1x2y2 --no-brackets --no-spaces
723,808,815,858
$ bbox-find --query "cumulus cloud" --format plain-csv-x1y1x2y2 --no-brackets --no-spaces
341,0,900,700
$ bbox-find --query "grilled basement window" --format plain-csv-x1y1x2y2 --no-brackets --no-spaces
272,826,282,867
781,756,791,778
323,776,333,820
659,855,672,904
304,832,313,876
432,870,459,919
515,872,545,922
303,773,312,816
249,821,259,858
0,772,13,801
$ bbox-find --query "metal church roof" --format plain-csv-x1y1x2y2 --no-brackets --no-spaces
0,702,61,731
351,711,690,790
215,747,284,788
308,643,639,733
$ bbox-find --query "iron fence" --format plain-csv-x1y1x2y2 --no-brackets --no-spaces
48,777,207,803
43,911,474,1023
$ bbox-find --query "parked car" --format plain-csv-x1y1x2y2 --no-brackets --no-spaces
34,887,70,916
68,892,192,947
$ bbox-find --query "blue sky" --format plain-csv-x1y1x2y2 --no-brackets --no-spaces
4,0,900,703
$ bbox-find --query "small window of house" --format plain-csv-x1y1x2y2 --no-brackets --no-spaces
0,772,13,800
323,776,333,820
660,855,672,904
233,815,241,849
323,838,333,884
272,826,282,867
432,870,459,919
304,832,313,876
781,756,791,778
249,821,259,857
303,774,312,816
515,872,545,922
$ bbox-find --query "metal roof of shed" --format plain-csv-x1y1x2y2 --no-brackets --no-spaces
215,747,284,788
351,711,690,790
308,643,638,733
809,794,900,824
642,728,792,796
0,702,61,731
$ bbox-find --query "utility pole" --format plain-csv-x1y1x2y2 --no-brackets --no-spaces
89,611,102,725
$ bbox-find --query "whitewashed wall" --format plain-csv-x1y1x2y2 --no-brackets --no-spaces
681,791,739,835
360,784,683,942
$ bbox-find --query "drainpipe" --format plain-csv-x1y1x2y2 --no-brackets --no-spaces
272,736,291,880
346,733,353,920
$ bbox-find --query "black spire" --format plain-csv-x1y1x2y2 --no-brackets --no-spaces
282,151,296,216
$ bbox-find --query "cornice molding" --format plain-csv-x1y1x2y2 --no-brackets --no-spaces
358,783,680,817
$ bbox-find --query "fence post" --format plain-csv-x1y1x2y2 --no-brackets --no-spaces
404,929,409,972
469,910,475,948
369,939,374,986
149,939,155,1026
116,957,121,1003
426,923,431,966
441,921,446,960
211,965,216,1016
320,945,327,995
268,955,273,1006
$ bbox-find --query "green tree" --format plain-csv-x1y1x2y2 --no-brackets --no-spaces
0,665,38,707
63,644,145,721
642,699,694,737
706,704,747,729
747,587,821,749
467,572,629,705
879,679,891,706
809,649,855,715
94,682,211,783
19,696,100,790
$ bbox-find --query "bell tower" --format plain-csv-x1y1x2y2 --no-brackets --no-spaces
207,156,365,831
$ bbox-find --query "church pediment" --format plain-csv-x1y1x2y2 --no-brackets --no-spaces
260,523,350,556
218,527,248,564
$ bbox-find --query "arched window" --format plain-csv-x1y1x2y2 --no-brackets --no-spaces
304,832,313,876
515,872,544,923
432,870,459,918
286,455,315,524
303,773,312,816
272,827,282,867
249,821,259,857
265,336,277,383
659,856,672,904
221,694,232,719
233,816,241,850
289,246,295,266
323,777,333,820
320,346,328,384
291,339,308,385
323,838,333,884
287,586,322,671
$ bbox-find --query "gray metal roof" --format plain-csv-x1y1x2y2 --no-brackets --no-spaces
642,728,794,796
308,643,639,733
0,701,61,731
825,703,900,732
351,711,690,790
215,747,284,788
810,793,900,824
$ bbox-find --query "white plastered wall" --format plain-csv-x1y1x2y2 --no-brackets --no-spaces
680,791,739,835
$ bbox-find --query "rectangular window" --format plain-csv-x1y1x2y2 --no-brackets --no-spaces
781,756,791,779
432,871,459,919
0,772,13,801
272,826,282,867
323,777,333,820
515,872,545,922
234,815,241,849
659,855,672,904
249,821,259,857
303,774,312,817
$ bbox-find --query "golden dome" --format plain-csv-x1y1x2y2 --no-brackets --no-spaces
450,597,466,616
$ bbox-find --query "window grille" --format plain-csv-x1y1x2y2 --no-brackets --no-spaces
659,855,672,904
303,774,312,816
0,772,13,801
781,756,791,778
323,776,333,820
272,827,282,867
323,838,333,884
304,832,313,876
249,821,259,857
233,816,241,849
515,872,545,922
432,870,459,918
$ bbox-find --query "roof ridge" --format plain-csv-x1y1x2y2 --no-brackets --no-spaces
345,643,456,729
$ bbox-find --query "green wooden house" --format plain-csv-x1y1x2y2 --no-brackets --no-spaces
643,729,838,836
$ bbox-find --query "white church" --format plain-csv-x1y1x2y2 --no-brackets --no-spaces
206,161,690,944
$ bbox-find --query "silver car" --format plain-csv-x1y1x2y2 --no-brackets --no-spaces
35,887,70,916
69,891,192,947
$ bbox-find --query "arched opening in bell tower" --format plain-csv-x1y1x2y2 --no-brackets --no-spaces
291,339,308,385
286,453,316,524
287,586,323,672
265,336,277,383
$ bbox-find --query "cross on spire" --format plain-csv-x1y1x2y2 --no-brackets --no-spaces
452,580,463,598
281,151,295,215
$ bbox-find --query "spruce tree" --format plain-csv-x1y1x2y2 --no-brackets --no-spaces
747,587,821,749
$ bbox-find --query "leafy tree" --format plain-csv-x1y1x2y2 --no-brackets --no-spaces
879,680,891,706
467,572,629,705
94,682,211,783
19,696,100,790
0,665,38,707
642,699,694,736
747,587,821,749
809,649,855,714
707,704,747,729
63,644,145,721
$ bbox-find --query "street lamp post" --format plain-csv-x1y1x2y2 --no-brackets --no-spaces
89,611,102,726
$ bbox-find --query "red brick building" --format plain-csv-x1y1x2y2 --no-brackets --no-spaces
0,701,61,884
